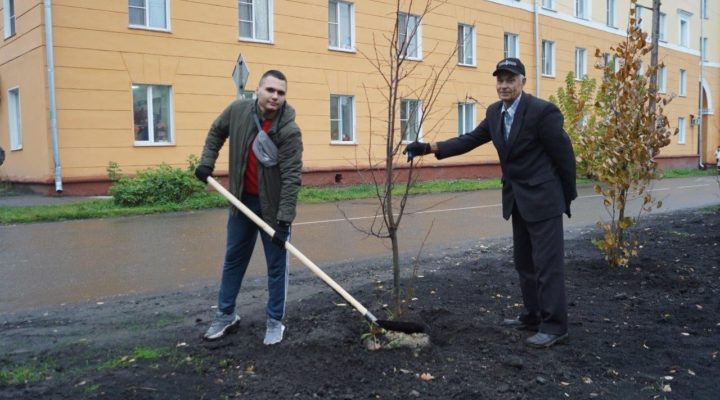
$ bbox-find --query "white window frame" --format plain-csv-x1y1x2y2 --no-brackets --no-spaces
542,40,555,77
330,95,355,144
678,11,691,48
575,0,590,20
657,66,667,94
128,0,170,31
606,0,616,27
239,0,273,43
3,0,16,38
575,48,587,80
504,32,519,59
132,84,174,146
542,0,555,11
328,0,354,52
658,12,667,42
700,37,708,62
398,12,422,60
677,117,686,144
457,24,475,66
400,99,422,143
7,87,21,151
679,69,687,97
457,102,475,136
701,0,708,19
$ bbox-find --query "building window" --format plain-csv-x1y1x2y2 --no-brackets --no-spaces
457,24,475,66
457,102,475,136
542,40,555,77
504,33,519,59
700,37,708,62
677,117,686,144
658,13,667,41
132,84,173,144
239,0,272,42
128,0,169,30
634,5,643,28
575,48,587,80
400,99,421,142
678,11,690,48
398,13,421,60
7,87,21,150
701,0,708,19
328,1,354,51
3,0,16,38
657,66,667,94
606,0,616,27
602,52,613,69
542,0,555,10
575,0,590,20
679,69,687,97
330,95,354,143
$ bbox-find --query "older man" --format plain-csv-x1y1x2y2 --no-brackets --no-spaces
404,58,577,348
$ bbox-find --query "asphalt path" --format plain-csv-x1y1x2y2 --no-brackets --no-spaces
1,176,718,314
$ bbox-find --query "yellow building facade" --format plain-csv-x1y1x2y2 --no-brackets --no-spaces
0,0,717,194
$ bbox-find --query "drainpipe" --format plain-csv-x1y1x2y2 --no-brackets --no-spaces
533,0,541,97
44,0,62,192
697,11,705,169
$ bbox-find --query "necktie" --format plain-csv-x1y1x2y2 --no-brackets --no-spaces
502,111,509,142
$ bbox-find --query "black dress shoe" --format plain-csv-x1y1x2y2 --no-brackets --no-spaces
501,317,539,331
501,318,539,332
525,332,568,348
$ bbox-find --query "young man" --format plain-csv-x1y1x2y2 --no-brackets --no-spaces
405,58,577,349
195,70,303,345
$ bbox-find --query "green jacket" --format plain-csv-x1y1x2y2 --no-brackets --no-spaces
199,99,303,226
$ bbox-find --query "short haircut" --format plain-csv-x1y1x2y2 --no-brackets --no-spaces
260,70,287,84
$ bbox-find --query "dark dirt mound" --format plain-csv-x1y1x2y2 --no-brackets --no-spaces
1,207,718,399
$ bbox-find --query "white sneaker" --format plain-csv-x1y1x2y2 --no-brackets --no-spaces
263,318,285,345
203,312,240,341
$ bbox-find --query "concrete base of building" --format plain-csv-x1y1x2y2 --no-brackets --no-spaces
1,155,704,197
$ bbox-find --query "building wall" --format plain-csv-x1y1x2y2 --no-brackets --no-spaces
0,0,717,193
0,0,50,181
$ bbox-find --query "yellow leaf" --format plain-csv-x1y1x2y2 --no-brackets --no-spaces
420,372,435,381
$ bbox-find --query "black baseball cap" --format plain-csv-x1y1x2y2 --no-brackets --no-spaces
492,57,526,76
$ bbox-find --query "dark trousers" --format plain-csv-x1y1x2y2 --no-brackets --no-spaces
511,208,568,335
217,193,289,321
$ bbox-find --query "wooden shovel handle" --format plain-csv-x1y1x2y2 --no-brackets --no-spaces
206,177,376,322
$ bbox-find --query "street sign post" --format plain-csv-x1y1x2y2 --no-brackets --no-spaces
232,54,250,98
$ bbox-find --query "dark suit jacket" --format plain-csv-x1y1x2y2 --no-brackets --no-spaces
435,92,577,222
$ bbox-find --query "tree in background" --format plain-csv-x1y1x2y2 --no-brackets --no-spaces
549,72,598,178
578,3,675,267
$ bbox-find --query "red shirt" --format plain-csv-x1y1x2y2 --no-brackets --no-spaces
243,119,273,195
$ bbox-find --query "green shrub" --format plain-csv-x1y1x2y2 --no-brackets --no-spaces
107,156,205,207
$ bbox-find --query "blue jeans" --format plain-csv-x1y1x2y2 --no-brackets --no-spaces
217,193,289,321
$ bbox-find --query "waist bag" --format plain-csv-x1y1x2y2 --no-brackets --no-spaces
252,113,279,167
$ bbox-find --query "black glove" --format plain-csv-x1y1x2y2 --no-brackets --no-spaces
194,165,213,183
402,142,431,161
272,220,291,247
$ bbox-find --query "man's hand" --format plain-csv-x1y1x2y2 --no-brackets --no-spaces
272,220,291,247
194,165,213,183
402,142,432,162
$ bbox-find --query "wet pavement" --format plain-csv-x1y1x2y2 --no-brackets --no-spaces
1,176,718,314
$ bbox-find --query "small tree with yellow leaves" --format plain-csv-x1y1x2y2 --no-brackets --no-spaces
579,2,675,267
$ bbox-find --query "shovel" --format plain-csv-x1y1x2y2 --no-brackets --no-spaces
207,177,424,334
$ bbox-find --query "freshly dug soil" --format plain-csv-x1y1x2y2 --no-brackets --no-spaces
1,207,718,399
